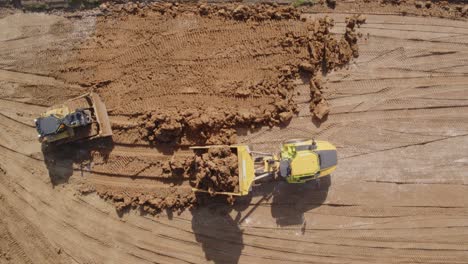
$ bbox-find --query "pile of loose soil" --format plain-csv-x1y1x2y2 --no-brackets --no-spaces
57,3,365,146
189,147,239,195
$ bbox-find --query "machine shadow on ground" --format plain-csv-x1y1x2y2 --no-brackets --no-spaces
191,175,330,263
270,175,331,227
41,137,114,186
191,196,245,264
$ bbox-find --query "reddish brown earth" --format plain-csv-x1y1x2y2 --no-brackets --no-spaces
0,2,366,215
53,3,364,147
25,3,367,214
0,1,467,263
190,146,240,194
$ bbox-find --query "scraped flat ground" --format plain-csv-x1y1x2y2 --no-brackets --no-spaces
0,10,467,264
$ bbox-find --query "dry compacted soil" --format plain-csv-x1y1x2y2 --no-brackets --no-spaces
0,2,467,264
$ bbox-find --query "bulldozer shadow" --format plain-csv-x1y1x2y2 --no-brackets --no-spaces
41,137,114,186
270,175,331,227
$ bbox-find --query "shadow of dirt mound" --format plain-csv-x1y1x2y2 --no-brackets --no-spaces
270,175,331,227
191,199,244,264
41,137,114,186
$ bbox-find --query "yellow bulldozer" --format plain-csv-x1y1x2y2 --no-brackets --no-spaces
34,93,112,144
191,139,337,196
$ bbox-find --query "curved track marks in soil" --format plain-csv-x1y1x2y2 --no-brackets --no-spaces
0,11,467,264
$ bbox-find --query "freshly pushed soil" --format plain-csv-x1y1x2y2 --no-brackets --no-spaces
189,147,239,195
2,5,468,263
56,2,365,146
305,14,366,119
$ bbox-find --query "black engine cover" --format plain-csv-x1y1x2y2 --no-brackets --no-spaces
35,116,63,136
35,110,92,137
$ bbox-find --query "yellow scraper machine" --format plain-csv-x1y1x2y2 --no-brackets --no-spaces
34,93,112,144
191,139,338,196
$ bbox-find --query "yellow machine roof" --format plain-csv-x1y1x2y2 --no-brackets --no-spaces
290,152,319,176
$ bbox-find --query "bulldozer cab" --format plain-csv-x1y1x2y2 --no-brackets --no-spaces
35,93,112,144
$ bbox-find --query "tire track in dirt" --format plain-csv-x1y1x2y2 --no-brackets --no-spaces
1,8,468,264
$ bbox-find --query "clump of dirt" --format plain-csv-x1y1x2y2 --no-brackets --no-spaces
309,76,330,120
189,147,239,195
296,15,366,119
78,184,95,195
313,14,366,73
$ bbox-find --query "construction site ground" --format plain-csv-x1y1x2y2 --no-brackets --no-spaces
0,2,468,264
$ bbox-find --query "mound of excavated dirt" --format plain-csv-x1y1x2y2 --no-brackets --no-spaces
57,3,365,146
189,147,239,195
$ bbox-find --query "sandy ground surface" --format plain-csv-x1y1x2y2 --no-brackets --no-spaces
0,4,468,264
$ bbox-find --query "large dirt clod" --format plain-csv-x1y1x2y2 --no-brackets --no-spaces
189,147,239,195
